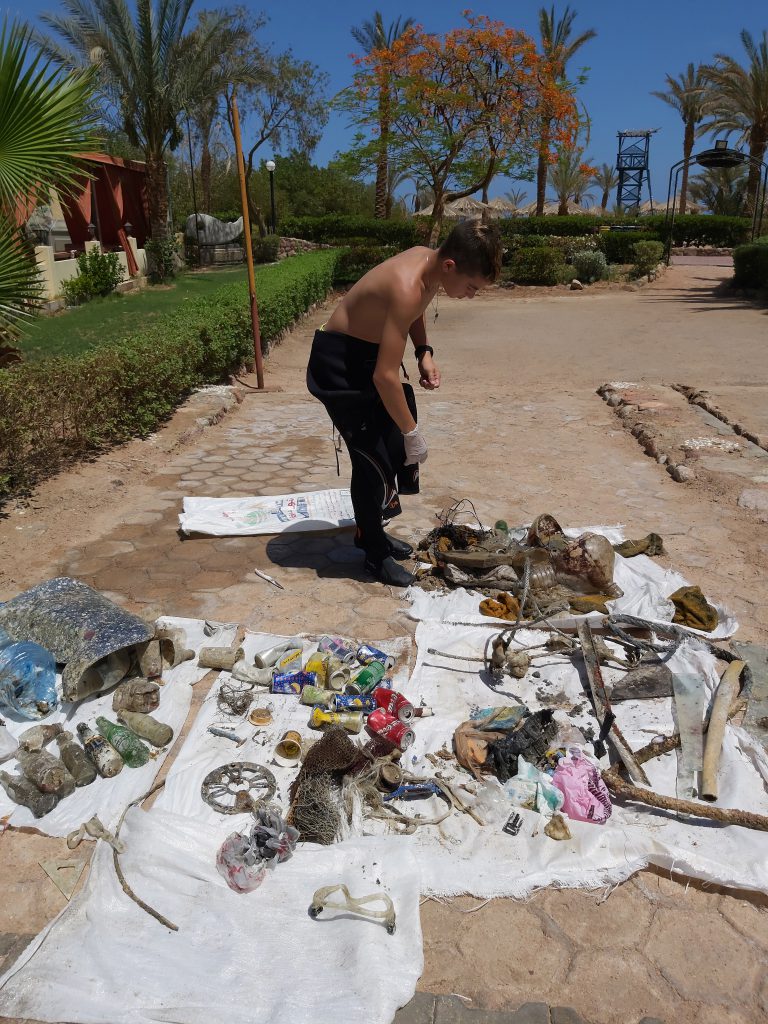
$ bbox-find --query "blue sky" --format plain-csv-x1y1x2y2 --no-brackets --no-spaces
11,0,768,205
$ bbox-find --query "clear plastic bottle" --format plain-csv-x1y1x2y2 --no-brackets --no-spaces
95,716,150,767
15,747,75,797
0,627,58,720
55,730,97,787
0,770,58,818
77,723,124,778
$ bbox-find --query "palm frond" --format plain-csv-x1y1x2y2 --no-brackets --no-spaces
0,216,42,338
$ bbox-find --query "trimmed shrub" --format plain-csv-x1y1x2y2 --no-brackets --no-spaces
733,242,768,288
61,249,124,305
0,251,340,502
252,233,280,263
333,244,399,284
642,213,749,248
572,249,607,283
509,246,565,285
597,231,659,265
632,240,665,280
145,237,179,283
278,215,419,248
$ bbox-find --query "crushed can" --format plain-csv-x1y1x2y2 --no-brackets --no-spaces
367,708,414,751
304,653,330,687
274,647,303,674
300,685,331,707
356,644,395,671
318,636,356,664
352,661,386,694
308,707,363,734
373,687,414,724
271,671,317,695
332,693,377,714
327,658,350,692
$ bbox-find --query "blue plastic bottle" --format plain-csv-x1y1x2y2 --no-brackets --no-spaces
0,627,58,720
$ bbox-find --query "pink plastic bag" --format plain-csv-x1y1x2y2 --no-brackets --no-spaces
552,749,612,825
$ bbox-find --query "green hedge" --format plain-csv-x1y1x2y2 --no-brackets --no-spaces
493,213,749,247
279,215,420,247
597,231,660,264
733,242,768,288
0,251,340,502
509,246,565,285
333,244,399,284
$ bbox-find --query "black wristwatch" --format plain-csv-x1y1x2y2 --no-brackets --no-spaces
414,345,434,359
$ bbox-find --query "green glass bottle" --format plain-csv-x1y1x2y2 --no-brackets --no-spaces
95,716,150,768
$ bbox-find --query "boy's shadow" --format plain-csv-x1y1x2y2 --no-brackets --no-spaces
265,525,372,583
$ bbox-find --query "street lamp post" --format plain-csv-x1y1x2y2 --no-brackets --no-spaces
266,159,276,234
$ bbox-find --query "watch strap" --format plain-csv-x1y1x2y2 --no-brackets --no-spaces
414,345,434,359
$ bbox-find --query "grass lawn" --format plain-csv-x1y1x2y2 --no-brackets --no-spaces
19,265,248,361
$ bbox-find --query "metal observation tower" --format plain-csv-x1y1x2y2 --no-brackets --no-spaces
615,130,658,211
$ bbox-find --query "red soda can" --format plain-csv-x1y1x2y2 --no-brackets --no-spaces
367,708,414,751
373,687,414,724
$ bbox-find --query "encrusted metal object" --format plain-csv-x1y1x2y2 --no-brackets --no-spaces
0,578,153,703
201,762,277,814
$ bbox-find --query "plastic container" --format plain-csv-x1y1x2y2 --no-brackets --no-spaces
0,626,58,720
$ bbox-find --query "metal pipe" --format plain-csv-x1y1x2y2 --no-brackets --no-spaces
231,92,265,390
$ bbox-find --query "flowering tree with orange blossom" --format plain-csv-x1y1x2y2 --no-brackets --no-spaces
339,12,580,243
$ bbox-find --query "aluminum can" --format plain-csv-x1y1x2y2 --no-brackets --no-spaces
300,685,331,707
308,707,363,734
274,647,302,673
271,671,317,695
352,661,386,694
332,693,377,714
304,653,329,687
356,644,395,671
327,657,350,692
373,687,414,724
318,635,356,663
366,708,415,751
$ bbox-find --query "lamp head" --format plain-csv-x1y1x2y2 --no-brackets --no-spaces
266,160,276,172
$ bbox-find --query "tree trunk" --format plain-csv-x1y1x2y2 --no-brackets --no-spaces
375,84,390,219
428,194,443,247
535,119,551,217
145,154,169,240
558,197,568,216
679,121,695,215
746,133,767,215
482,183,489,204
200,143,212,214
601,188,609,210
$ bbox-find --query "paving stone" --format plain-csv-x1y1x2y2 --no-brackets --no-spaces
541,885,654,948
719,896,768,950
507,1004,551,1024
327,545,365,564
550,1008,585,1024
566,950,675,1022
393,992,436,1024
644,907,756,1004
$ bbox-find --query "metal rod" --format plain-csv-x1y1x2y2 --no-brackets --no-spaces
269,169,276,235
231,92,265,390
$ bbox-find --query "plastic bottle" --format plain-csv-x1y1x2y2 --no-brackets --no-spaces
95,716,150,768
0,626,58,720
15,747,75,797
0,720,19,764
116,710,173,748
0,770,58,818
55,730,97,787
77,723,124,778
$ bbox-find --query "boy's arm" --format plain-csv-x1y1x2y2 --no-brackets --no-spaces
408,313,441,391
373,309,418,434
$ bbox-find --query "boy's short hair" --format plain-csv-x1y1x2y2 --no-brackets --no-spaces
437,219,502,282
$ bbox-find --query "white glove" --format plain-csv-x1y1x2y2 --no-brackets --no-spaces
403,426,428,465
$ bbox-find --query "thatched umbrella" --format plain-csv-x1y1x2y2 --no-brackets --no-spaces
487,197,518,215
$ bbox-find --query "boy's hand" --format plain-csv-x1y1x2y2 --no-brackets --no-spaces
418,353,441,390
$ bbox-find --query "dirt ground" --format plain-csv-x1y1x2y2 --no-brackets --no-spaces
1,263,767,1023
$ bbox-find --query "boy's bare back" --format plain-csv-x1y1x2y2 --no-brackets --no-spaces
324,246,437,345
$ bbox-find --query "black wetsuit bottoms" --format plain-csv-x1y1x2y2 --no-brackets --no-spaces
306,328,418,564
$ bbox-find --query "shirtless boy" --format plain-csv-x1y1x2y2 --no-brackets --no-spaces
307,219,502,586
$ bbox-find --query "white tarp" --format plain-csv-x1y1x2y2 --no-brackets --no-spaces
179,489,355,536
0,619,237,836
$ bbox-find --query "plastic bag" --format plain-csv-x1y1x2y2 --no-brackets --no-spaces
216,832,270,894
503,759,564,815
471,779,509,825
552,748,612,824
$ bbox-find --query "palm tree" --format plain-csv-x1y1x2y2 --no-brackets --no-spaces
535,5,596,216
37,0,232,239
504,187,528,210
548,149,593,214
592,163,618,211
701,31,768,213
0,19,96,341
351,12,415,219
652,64,706,214
688,166,748,215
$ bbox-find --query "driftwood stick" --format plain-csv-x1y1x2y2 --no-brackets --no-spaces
112,780,179,932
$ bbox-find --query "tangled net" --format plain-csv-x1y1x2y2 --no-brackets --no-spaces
217,680,253,718
289,775,342,845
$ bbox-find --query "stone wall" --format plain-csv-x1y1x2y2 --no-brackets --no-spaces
277,236,328,260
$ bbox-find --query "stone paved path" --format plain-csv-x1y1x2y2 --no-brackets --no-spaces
1,264,768,1024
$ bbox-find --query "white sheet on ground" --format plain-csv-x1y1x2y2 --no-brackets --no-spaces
0,810,422,1024
179,489,355,536
0,618,236,835
407,526,738,640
